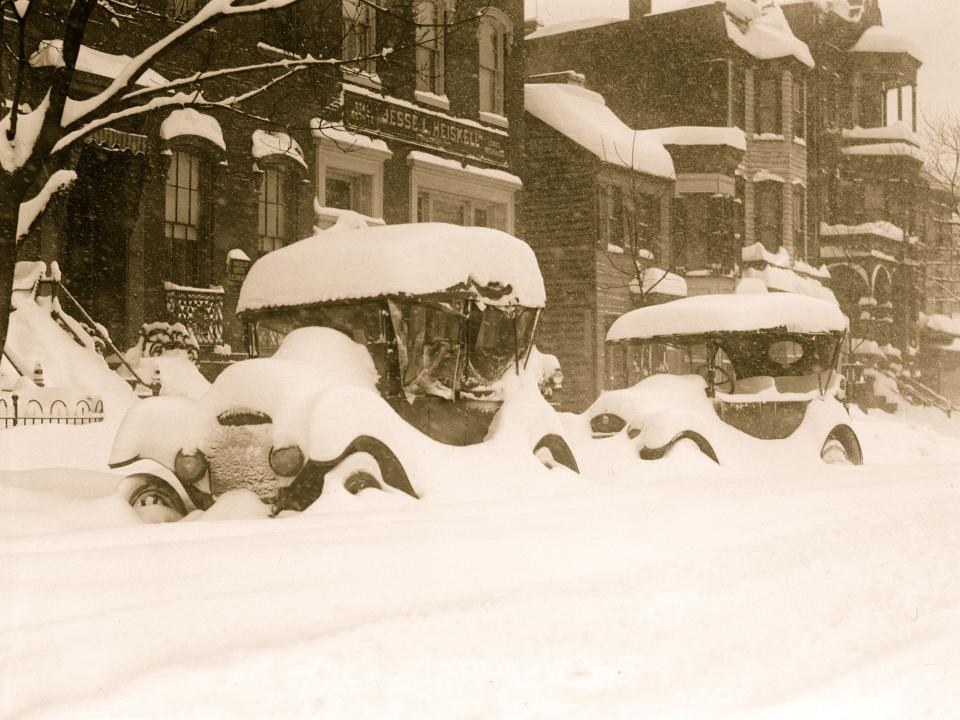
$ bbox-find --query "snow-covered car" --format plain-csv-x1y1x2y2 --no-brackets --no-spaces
109,223,579,518
582,293,864,465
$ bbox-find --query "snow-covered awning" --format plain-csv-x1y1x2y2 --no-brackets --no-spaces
842,143,925,163
29,40,167,88
524,83,675,179
850,25,923,63
311,122,392,156
252,130,307,169
820,221,904,243
919,312,960,338
852,338,885,359
607,293,848,342
630,268,688,298
238,223,546,313
160,109,225,152
654,126,747,152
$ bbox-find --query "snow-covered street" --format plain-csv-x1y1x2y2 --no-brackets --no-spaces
2,410,958,719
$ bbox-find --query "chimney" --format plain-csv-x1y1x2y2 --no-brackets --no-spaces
629,0,652,18
524,18,543,36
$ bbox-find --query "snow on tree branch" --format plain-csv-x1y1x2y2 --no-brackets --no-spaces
16,168,77,241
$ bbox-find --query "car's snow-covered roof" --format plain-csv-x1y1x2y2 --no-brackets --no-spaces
237,223,546,314
607,293,848,341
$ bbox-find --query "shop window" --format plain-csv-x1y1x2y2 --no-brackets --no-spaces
793,184,806,249
315,131,391,228
792,75,806,140
754,181,782,251
417,190,506,230
478,14,507,115
258,167,294,254
416,1,445,95
755,70,781,135
164,149,211,287
342,0,377,74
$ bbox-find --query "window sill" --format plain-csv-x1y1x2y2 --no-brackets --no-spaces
314,205,386,231
752,133,785,141
792,136,807,147
606,243,625,255
479,111,509,129
415,90,450,110
341,69,382,91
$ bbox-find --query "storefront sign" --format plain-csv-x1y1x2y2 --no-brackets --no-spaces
343,91,508,167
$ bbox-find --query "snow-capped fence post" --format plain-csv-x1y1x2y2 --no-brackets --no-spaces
33,362,44,387
11,393,18,427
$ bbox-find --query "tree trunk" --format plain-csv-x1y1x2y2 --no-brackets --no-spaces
0,188,23,360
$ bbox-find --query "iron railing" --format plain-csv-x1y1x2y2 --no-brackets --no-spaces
0,394,104,429
163,283,225,347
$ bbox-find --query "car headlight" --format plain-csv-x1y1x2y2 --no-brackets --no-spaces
174,450,207,484
269,445,304,477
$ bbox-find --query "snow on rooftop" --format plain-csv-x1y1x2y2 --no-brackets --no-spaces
652,0,761,20
160,109,225,151
724,5,814,67
524,84,675,179
654,126,747,151
820,221,905,242
251,130,306,169
841,142,925,162
29,40,167,87
607,293,848,341
237,223,546,313
525,16,623,40
850,25,923,63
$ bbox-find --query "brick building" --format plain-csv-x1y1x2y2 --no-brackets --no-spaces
779,0,934,357
520,74,677,409
13,0,525,370
525,0,813,296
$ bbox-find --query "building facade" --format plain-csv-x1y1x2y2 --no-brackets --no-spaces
13,0,525,372
521,74,677,410
525,0,813,297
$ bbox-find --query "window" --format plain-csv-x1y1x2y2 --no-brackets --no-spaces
258,167,293,254
326,169,373,215
793,184,806,249
600,184,660,253
755,182,782,250
416,1,445,95
314,127,391,229
164,149,210,287
478,16,505,115
755,71,781,135
792,75,806,139
417,190,506,230
342,0,377,73
731,63,746,130
165,0,197,20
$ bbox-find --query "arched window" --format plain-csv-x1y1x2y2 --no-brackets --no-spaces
478,13,508,116
416,1,445,95
164,148,211,287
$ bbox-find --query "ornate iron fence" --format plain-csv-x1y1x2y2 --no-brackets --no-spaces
0,395,105,429
163,283,225,347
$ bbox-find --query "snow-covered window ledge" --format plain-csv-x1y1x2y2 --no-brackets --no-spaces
313,125,392,226
752,133,785,142
341,69,382,91
314,205,386,231
479,111,509,129
414,90,450,111
792,136,807,147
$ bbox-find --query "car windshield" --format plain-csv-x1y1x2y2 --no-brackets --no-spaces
606,332,842,393
389,300,538,400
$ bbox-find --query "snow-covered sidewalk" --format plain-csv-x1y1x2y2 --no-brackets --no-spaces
1,410,959,719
